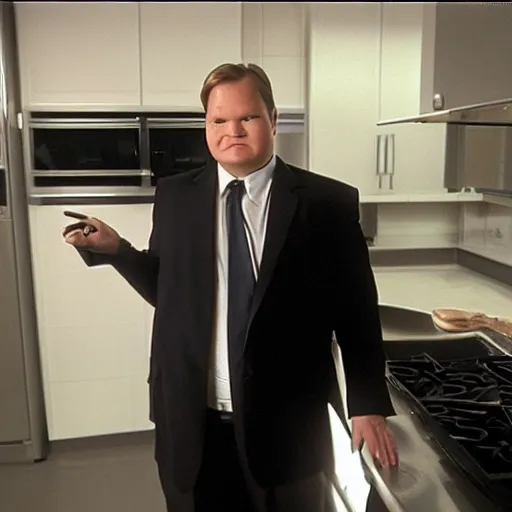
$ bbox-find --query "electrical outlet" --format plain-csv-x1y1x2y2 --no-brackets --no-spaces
485,209,512,248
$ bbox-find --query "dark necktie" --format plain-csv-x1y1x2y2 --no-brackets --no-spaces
226,179,256,367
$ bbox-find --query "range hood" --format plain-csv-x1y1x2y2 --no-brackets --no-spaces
378,98,512,127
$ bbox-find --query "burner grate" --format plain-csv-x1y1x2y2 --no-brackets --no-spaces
388,354,512,482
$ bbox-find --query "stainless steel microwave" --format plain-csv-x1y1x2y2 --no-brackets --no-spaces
29,114,143,188
27,112,212,190
147,114,211,186
25,111,305,203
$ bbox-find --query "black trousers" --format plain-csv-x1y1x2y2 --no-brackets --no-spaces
193,408,255,511
157,408,337,512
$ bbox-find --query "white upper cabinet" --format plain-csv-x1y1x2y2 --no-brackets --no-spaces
308,3,381,195
380,2,512,121
242,3,305,110
15,2,305,111
140,3,242,109
379,3,425,122
15,2,141,108
377,3,447,194
308,3,447,196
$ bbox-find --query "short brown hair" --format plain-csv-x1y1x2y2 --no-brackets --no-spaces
200,63,276,117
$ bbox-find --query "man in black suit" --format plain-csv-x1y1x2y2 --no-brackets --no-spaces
63,63,398,512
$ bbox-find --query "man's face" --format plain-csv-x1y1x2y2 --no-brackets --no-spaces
205,76,277,176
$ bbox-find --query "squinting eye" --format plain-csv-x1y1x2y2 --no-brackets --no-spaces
214,119,225,124
242,116,254,122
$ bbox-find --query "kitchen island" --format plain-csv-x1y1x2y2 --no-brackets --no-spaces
331,304,512,512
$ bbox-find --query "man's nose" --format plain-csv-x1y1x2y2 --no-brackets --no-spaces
228,120,246,137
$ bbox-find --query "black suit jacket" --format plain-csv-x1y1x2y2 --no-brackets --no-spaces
79,157,395,492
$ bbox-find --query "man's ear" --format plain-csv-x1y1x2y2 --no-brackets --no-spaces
271,108,278,135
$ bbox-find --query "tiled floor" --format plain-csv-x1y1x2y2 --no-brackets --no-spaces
0,432,356,512
0,433,167,512
1,264,511,512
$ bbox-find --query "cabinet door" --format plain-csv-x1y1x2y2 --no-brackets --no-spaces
431,3,512,112
381,3,512,117
15,2,141,108
379,2,425,121
29,204,153,439
379,3,447,195
379,124,447,194
308,3,381,194
140,3,242,108
242,2,304,109
261,3,304,110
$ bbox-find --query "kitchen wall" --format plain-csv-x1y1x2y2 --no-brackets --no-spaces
460,199,512,267
13,2,512,440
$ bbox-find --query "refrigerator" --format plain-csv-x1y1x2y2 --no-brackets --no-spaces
0,1,47,463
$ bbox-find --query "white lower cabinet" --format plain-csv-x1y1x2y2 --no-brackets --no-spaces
29,204,154,439
377,124,447,194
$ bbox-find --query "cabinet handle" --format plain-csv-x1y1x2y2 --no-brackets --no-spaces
432,93,445,111
376,134,385,189
0,167,7,208
387,133,395,190
383,134,389,180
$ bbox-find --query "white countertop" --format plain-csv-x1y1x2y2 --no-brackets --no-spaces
373,264,512,319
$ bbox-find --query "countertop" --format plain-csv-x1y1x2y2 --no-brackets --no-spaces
373,264,512,320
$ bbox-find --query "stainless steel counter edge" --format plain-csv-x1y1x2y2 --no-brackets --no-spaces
482,193,512,209
356,329,512,512
28,192,155,205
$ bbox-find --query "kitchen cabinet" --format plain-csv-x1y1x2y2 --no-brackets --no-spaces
242,2,305,110
375,123,447,194
140,2,242,108
309,3,447,196
378,3,447,194
308,3,381,194
28,204,154,439
380,2,512,121
15,2,141,108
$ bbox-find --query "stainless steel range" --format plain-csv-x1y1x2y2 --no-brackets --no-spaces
342,305,512,512
386,334,512,512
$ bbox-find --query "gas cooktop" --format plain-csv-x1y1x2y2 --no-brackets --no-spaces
385,334,512,510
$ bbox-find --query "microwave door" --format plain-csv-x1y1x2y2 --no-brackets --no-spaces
147,117,210,183
29,117,143,188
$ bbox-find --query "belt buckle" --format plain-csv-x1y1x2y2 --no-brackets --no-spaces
219,410,233,423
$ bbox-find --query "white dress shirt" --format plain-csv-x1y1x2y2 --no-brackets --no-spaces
207,155,276,412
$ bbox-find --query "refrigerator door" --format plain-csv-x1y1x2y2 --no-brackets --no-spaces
0,191,31,443
0,1,48,463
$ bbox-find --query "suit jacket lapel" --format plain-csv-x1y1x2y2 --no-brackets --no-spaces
247,157,299,334
188,162,217,370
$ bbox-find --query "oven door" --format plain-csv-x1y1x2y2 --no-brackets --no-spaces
147,117,211,185
29,116,143,189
